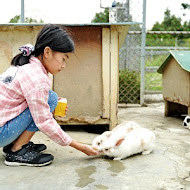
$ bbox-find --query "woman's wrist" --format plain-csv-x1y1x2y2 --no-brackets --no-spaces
69,140,83,151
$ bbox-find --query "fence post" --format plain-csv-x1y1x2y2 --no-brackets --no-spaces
21,0,25,23
140,0,146,105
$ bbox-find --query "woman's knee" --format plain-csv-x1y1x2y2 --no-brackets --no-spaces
48,90,58,113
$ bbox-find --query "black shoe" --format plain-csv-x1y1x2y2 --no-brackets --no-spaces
4,143,54,167
2,141,47,156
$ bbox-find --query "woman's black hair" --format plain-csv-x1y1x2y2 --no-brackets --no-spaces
11,24,75,66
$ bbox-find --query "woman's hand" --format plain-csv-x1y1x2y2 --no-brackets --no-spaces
70,140,100,156
80,144,100,156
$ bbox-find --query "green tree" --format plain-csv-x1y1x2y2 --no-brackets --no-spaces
151,9,183,31
146,8,190,47
91,8,109,23
181,3,190,10
9,15,44,23
181,2,190,31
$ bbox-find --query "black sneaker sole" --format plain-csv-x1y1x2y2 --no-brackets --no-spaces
4,159,53,167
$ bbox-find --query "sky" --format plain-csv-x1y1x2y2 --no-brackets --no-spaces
0,0,190,30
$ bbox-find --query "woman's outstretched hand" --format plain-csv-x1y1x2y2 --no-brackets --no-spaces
80,144,100,156
70,140,100,156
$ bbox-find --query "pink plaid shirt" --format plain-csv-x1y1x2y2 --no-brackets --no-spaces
0,56,72,146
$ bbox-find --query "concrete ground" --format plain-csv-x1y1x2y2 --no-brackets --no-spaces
1,103,190,190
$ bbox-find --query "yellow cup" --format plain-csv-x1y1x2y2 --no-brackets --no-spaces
54,98,67,117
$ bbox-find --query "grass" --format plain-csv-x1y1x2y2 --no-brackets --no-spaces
146,54,169,67
145,54,168,92
145,72,162,91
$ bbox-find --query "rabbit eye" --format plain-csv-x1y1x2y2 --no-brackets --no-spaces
97,142,101,146
105,148,109,151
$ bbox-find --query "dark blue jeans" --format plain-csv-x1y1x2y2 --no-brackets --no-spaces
0,90,58,147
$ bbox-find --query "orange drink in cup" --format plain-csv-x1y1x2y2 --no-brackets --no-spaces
54,98,67,117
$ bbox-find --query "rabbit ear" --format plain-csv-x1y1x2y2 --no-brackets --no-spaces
103,131,112,137
115,138,125,146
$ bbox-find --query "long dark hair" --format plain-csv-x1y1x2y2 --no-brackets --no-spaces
11,24,75,66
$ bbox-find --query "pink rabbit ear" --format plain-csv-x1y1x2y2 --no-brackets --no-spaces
115,138,125,146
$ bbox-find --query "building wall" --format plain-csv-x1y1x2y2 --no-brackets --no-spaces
162,58,190,106
54,26,103,122
0,25,42,74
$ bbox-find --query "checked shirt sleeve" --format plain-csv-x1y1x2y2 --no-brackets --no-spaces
24,85,72,146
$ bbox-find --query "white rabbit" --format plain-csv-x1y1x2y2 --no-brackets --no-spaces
107,121,142,146
102,127,156,161
92,121,141,153
112,121,141,132
92,131,112,152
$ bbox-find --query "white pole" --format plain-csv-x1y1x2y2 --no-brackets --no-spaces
21,0,25,23
140,0,146,105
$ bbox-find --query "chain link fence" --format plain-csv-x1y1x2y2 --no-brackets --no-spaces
118,0,143,104
119,31,141,104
